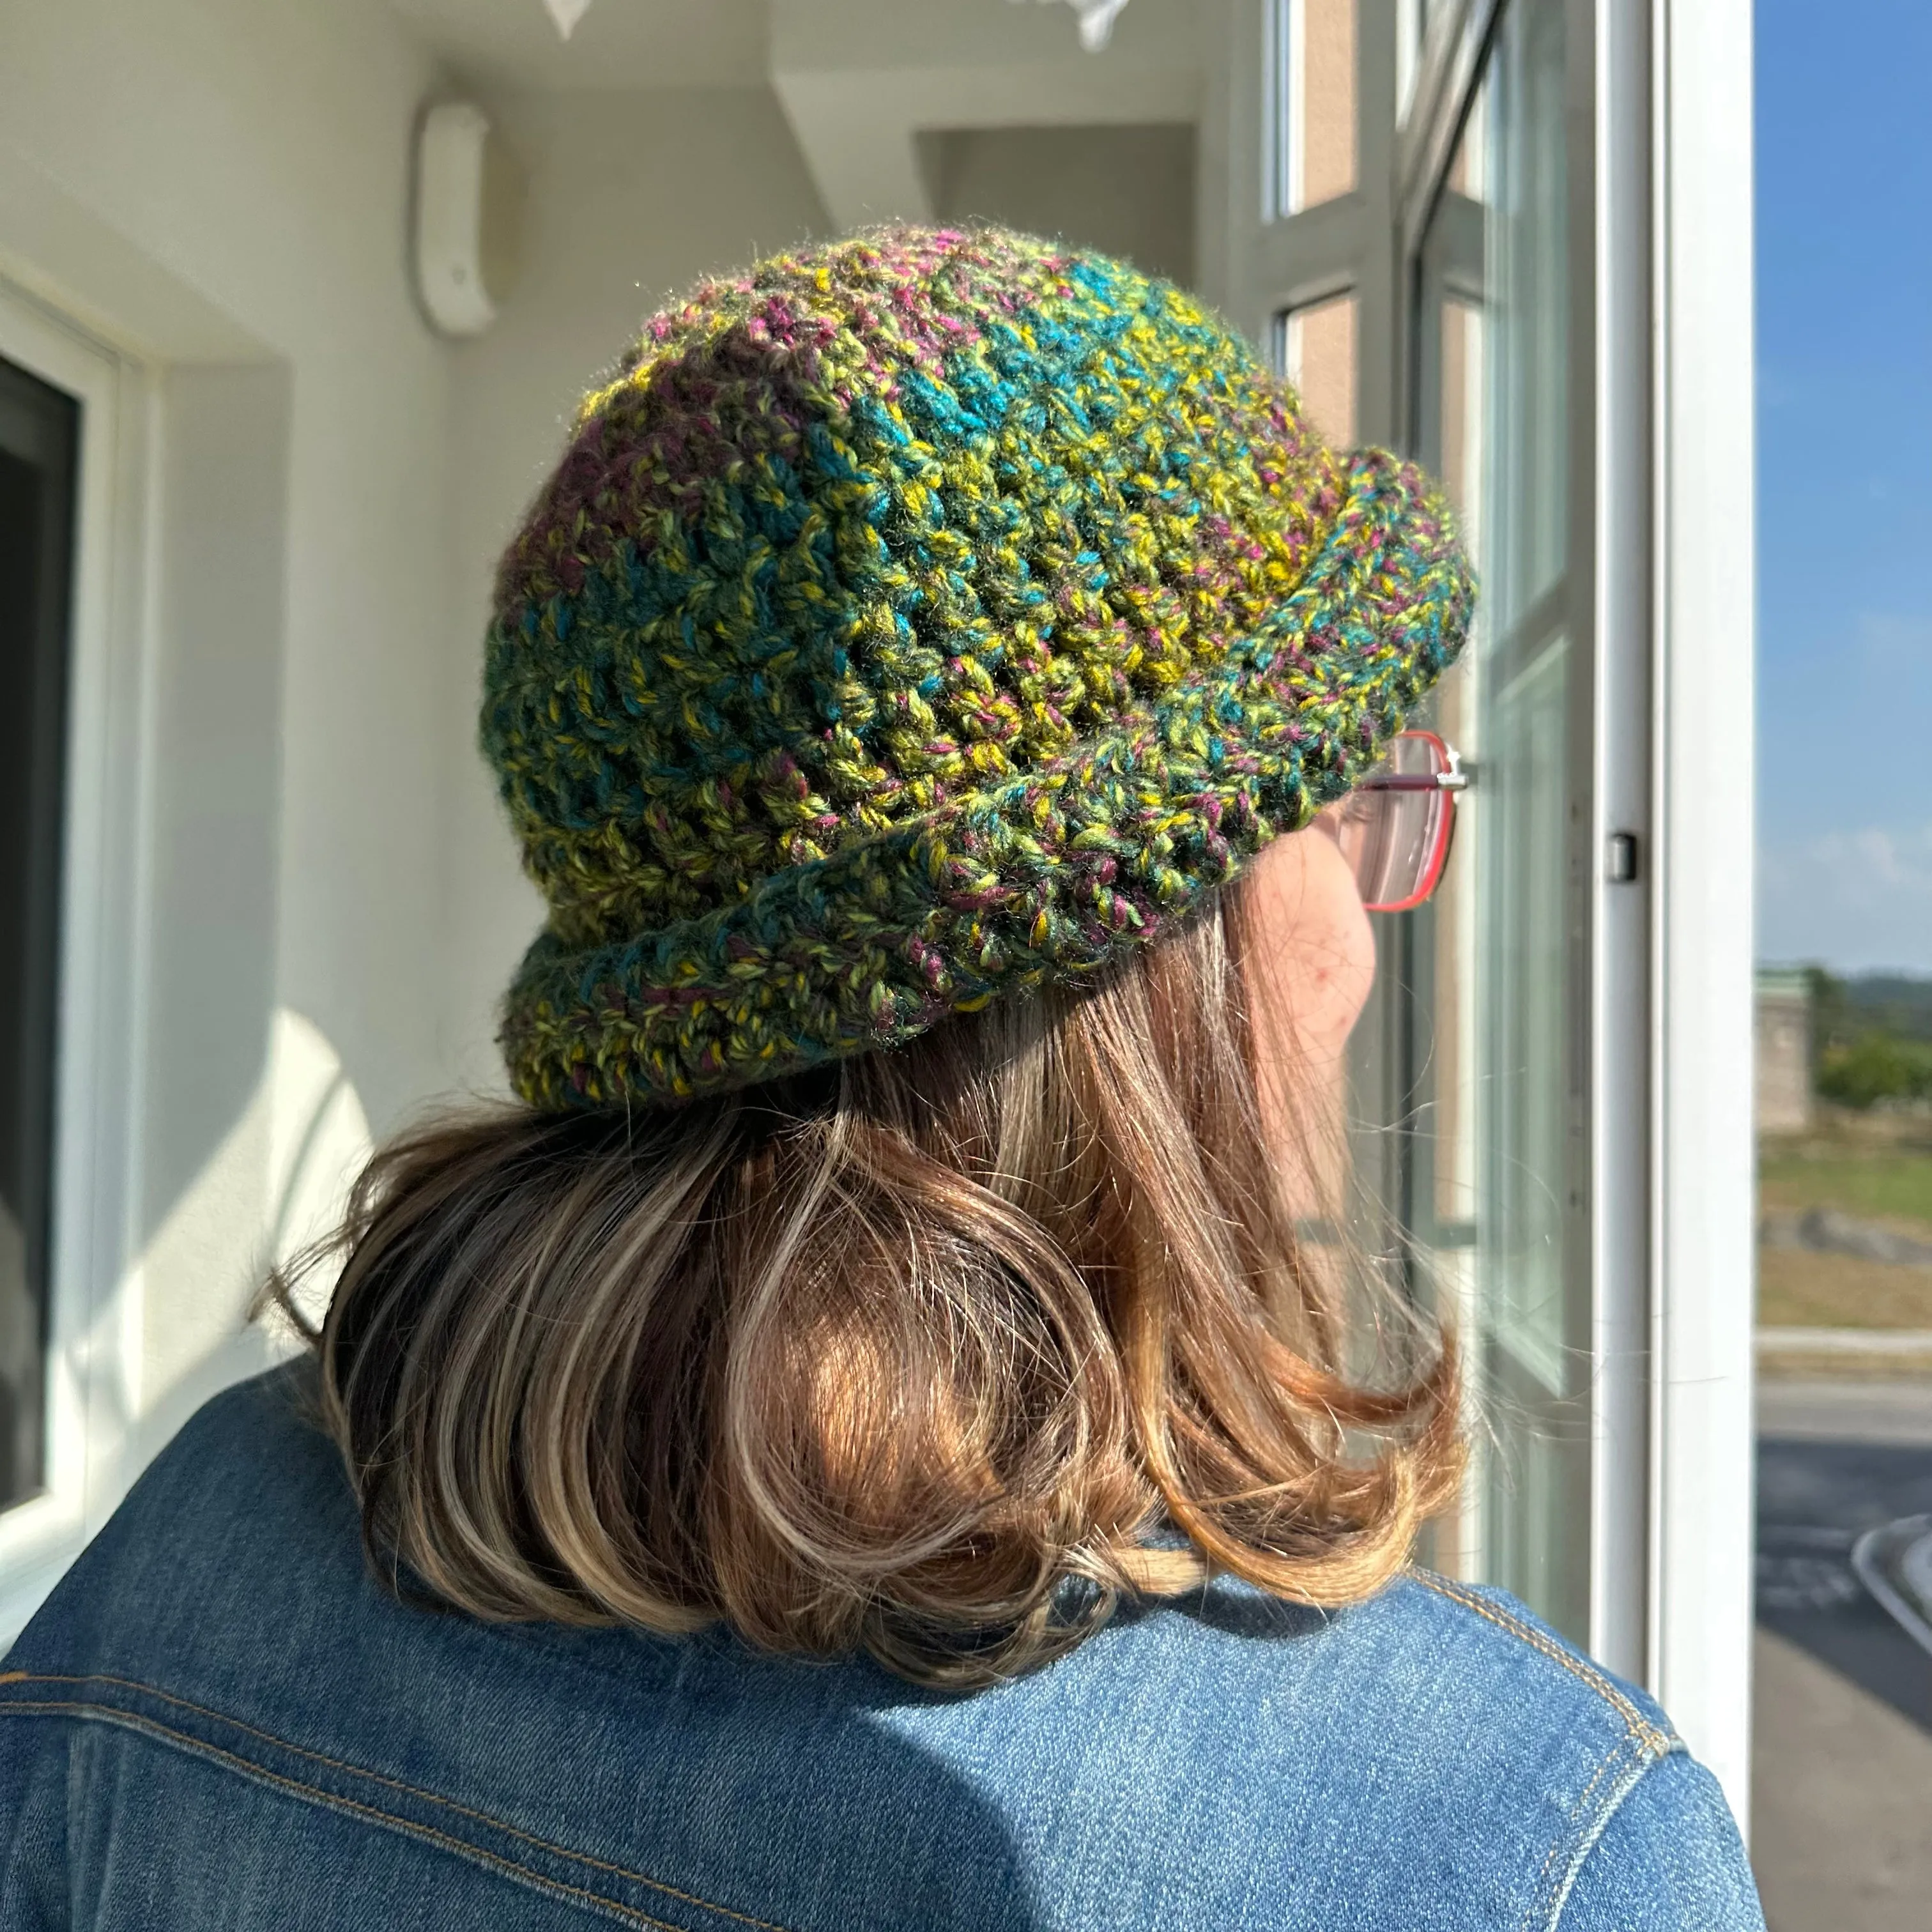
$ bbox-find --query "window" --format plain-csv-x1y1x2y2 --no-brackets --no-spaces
0,284,146,1646
1331,0,1593,1643
0,353,79,1512
1418,0,1590,1641
1248,0,1753,1811
1273,289,1358,447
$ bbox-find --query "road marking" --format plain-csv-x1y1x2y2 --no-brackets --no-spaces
1851,1515,1932,1659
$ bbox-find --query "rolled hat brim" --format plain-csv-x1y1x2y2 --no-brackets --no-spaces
500,451,1473,1109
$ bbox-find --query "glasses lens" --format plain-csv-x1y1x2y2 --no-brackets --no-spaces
1335,735,1452,912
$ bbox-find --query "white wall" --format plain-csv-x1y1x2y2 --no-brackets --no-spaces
0,0,451,1489
770,0,1202,230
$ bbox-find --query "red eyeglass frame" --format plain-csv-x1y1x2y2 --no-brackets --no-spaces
1342,729,1468,914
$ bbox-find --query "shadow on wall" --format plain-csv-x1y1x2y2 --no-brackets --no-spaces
916,123,1197,288
125,361,294,1461
141,363,291,1227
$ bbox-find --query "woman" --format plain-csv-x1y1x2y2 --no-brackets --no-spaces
1,228,1760,1929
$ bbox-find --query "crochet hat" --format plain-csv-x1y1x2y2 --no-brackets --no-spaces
482,227,1473,1110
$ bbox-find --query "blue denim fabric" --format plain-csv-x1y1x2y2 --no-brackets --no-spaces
2,1365,1762,1929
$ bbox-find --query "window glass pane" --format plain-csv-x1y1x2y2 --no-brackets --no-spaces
1397,0,1419,122
1401,0,1470,125
1447,75,1488,201
0,353,78,1511
1266,0,1358,217
1275,289,1358,447
1402,0,1584,1639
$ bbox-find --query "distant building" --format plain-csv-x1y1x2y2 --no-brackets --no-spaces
1756,969,1813,1133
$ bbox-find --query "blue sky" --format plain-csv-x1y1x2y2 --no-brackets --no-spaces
1756,0,1932,971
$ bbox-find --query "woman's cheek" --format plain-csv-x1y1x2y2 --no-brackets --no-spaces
1249,825,1378,1075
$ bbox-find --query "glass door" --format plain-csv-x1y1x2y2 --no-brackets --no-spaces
1385,7,1756,1811
1397,0,1594,1644
0,351,79,1512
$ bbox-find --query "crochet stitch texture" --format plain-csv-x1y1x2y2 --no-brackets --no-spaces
483,227,1473,1108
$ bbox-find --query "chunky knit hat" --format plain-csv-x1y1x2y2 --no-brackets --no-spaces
482,227,1473,1110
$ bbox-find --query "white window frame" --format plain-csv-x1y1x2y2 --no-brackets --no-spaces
0,282,153,1645
1219,0,1758,1822
1645,0,1756,1818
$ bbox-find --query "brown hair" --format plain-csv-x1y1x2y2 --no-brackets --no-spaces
275,876,1460,1685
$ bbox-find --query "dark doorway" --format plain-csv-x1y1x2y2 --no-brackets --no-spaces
0,350,80,1508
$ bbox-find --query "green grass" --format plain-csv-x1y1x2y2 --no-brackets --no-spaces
1758,1151,1932,1234
1759,1115,1932,1330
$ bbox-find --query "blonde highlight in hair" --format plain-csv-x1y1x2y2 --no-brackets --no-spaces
279,878,1460,1685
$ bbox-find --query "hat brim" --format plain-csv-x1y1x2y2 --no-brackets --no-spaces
500,451,1473,1109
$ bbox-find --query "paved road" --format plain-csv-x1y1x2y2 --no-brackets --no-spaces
1752,1378,1932,1931
1759,1377,1932,1448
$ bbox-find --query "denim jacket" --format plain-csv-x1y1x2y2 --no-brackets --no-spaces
3,1365,1761,1930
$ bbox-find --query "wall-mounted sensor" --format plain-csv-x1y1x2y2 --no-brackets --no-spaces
414,102,518,337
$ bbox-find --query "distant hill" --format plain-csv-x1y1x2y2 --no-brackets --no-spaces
1780,970,1932,1046
1838,974,1932,1043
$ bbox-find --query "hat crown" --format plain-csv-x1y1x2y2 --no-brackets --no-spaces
482,227,1346,953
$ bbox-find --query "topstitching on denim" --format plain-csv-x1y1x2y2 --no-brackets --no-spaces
0,1671,797,1932
1399,1580,1676,1932
1408,1575,1672,1753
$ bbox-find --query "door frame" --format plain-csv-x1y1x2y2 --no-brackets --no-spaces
0,280,153,1646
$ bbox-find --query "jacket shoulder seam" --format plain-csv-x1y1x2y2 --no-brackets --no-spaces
1513,1731,1664,1932
1407,1575,1672,1752
0,1674,793,1932
1538,1742,1686,1932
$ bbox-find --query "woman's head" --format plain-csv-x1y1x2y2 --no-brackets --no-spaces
480,226,1469,1110
287,227,1473,1683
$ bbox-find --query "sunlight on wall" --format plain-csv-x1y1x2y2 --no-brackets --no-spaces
132,1008,370,1459
268,1006,375,1326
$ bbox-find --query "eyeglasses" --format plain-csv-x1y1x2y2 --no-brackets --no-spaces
1324,730,1466,913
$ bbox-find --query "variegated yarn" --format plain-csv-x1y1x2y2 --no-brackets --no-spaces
482,227,1473,1108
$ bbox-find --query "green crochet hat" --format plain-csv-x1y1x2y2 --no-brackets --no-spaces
482,227,1473,1109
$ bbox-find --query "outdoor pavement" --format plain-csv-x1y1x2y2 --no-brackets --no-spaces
1751,1377,1932,1931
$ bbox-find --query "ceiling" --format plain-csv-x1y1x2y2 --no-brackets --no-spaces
387,0,770,92
387,0,1201,95
387,0,1206,231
